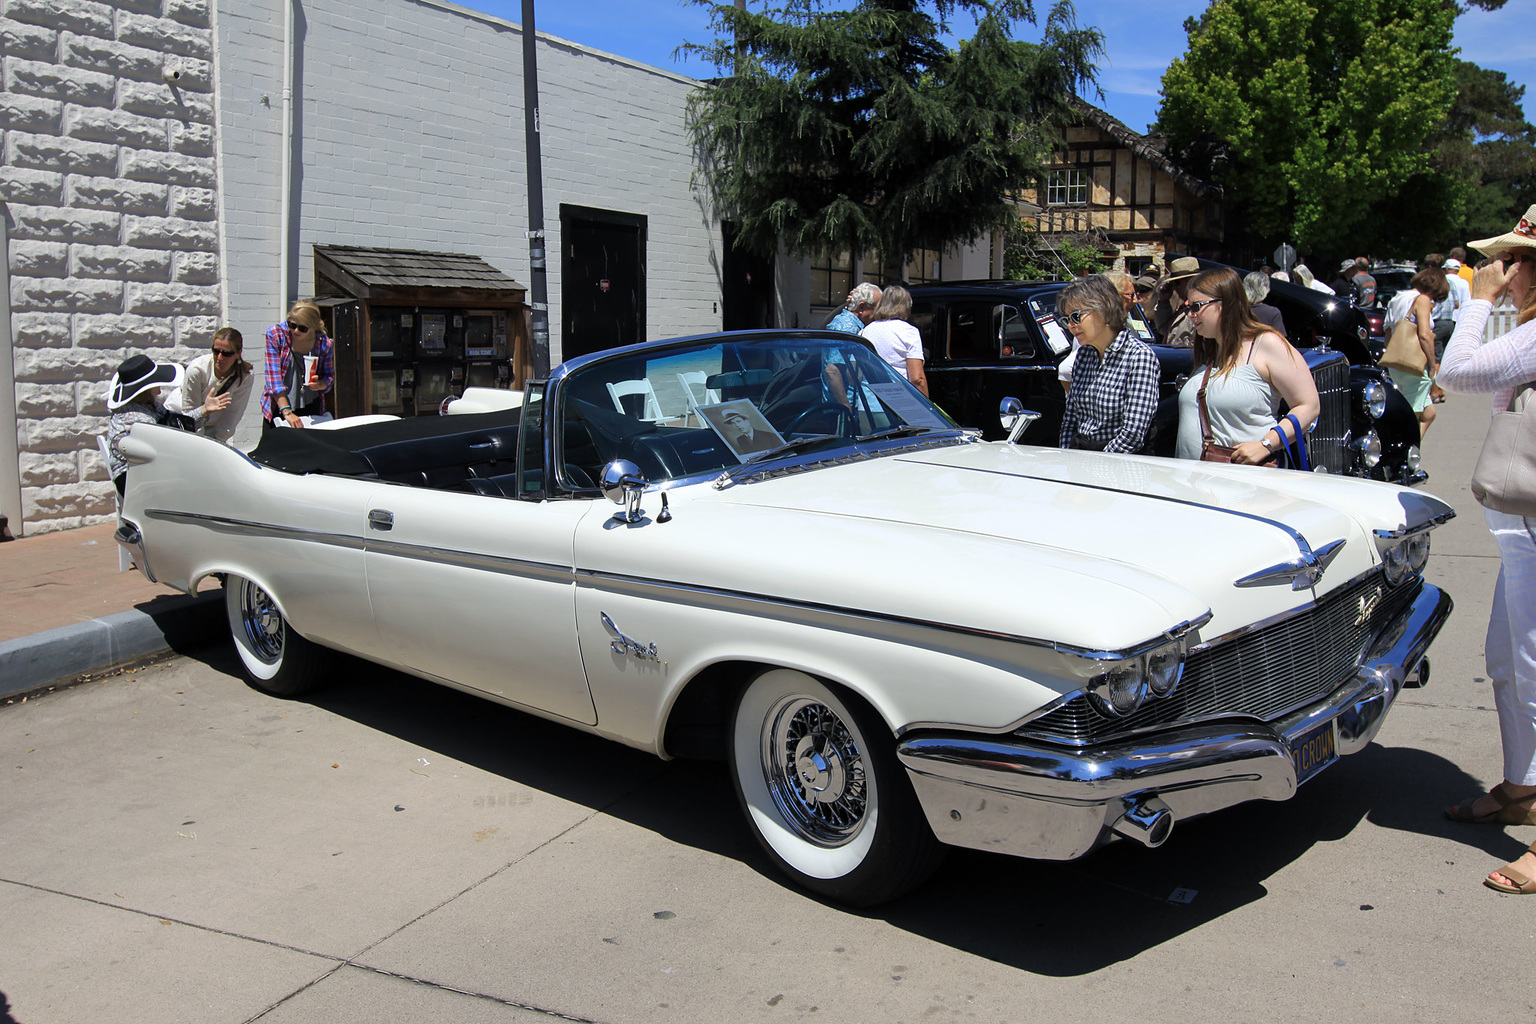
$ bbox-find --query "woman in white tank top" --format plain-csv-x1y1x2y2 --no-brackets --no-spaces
1174,267,1320,464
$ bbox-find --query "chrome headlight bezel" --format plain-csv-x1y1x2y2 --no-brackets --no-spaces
1085,640,1186,718
1351,430,1382,469
1361,381,1387,420
1375,527,1432,586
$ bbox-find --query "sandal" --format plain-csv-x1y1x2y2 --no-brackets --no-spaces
1485,843,1536,894
1445,782,1536,824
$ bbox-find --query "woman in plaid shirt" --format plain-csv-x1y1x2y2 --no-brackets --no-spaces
1055,275,1160,453
262,300,335,429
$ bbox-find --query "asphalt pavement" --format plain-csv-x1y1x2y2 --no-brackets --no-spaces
0,390,1530,1023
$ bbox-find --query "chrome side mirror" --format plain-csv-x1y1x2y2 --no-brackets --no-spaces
601,460,647,523
998,397,1041,445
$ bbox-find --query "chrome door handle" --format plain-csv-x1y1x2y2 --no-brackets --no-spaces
368,509,394,530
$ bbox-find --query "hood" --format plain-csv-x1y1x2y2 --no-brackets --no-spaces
582,443,1447,654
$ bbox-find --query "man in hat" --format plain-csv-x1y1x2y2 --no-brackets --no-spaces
105,354,189,496
1150,256,1203,347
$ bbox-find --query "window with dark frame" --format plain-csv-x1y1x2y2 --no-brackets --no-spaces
1046,168,1088,206
810,249,853,308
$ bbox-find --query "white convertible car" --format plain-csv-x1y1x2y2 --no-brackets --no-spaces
115,330,1453,905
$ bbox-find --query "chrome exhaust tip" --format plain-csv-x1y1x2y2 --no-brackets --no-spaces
1112,797,1174,848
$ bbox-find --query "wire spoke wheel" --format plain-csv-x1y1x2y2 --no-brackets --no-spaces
224,575,329,696
730,668,944,906
763,696,869,847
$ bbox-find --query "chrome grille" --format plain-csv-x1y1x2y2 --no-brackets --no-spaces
1307,355,1351,474
1019,572,1416,747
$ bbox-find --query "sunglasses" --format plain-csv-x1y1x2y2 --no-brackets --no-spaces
1182,297,1220,315
1061,308,1095,326
212,346,238,358
286,321,312,334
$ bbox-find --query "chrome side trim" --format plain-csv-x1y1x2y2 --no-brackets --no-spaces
145,508,369,551
146,507,1208,661
365,538,575,585
143,508,574,584
580,567,1209,660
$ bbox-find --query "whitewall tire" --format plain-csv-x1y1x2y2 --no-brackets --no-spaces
224,576,328,696
729,668,944,905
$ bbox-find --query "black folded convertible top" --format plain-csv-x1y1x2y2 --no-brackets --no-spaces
250,409,521,475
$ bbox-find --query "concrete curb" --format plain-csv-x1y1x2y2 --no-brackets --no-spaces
0,590,224,700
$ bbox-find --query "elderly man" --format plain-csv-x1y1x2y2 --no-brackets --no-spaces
824,282,882,334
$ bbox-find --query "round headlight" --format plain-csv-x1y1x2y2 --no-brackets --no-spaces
1090,662,1147,717
1362,381,1386,420
1147,646,1184,697
1406,533,1431,572
1352,430,1383,469
1406,445,1421,472
1383,542,1410,584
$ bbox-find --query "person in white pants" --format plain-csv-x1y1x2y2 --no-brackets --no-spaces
1437,204,1536,894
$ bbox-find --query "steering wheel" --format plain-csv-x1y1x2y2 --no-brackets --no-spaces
786,402,857,437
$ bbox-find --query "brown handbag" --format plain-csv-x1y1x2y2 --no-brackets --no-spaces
1197,364,1278,466
1378,313,1428,374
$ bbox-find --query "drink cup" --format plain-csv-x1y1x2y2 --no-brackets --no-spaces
303,354,318,385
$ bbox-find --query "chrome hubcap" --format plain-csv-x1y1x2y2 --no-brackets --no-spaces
762,696,867,847
239,580,284,663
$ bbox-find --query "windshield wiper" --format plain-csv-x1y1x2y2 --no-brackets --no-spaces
714,433,843,486
856,425,948,443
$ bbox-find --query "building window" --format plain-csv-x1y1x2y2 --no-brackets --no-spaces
811,249,853,308
906,246,942,285
1046,169,1087,206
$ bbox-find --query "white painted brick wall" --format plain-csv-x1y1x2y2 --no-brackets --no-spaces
3,0,221,534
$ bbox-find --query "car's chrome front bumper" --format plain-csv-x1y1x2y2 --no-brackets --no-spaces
897,582,1451,862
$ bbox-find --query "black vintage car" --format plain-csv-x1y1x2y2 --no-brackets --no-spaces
910,268,1425,483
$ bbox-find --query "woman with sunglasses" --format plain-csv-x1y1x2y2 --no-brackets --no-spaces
1435,205,1536,894
1055,274,1159,452
262,300,334,429
176,327,254,443
1173,267,1319,465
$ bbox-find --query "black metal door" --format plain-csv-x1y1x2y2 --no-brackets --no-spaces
721,222,774,331
561,206,645,361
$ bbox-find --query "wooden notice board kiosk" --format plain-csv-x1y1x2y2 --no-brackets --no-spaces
313,245,530,418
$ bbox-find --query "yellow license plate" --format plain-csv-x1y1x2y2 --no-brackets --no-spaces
1291,719,1339,785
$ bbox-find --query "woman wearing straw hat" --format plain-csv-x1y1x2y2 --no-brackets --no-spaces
1437,204,1536,893
105,354,187,497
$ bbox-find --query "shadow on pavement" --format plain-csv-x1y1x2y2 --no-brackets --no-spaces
177,641,1523,976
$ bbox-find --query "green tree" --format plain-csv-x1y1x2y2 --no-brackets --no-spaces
682,0,1102,275
1346,61,1534,256
1156,0,1457,253
1003,221,1103,279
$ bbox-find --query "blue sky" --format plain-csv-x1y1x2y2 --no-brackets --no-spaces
456,0,1533,136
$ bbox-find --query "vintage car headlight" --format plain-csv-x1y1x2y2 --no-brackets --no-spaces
1351,430,1382,468
1147,645,1184,697
1087,641,1185,716
1406,532,1432,572
1405,445,1421,472
1361,381,1386,420
1377,529,1431,585
1089,662,1147,717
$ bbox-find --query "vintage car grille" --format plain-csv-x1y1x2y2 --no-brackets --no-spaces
1307,355,1351,474
1018,572,1417,747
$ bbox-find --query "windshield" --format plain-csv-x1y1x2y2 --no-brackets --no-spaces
552,334,957,489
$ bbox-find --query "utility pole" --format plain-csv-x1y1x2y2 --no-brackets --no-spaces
522,0,550,377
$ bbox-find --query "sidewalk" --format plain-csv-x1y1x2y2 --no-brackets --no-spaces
0,522,222,699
